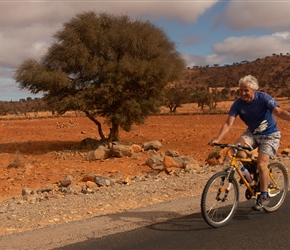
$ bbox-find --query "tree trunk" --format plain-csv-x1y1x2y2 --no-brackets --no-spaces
109,121,120,141
84,111,106,141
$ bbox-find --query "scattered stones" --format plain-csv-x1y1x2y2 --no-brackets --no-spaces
0,156,289,238
19,140,205,199
2,138,289,238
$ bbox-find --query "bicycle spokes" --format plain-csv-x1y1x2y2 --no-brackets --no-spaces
201,171,239,228
263,162,288,212
216,182,231,202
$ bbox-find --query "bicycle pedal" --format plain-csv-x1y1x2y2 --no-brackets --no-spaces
245,189,252,200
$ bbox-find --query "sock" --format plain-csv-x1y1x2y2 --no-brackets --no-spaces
261,191,268,198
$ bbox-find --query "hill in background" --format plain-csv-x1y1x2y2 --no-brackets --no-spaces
183,53,290,97
2,53,290,115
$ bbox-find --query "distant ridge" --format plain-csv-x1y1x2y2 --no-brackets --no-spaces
182,54,290,97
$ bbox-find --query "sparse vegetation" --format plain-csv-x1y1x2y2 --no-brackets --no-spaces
163,84,192,112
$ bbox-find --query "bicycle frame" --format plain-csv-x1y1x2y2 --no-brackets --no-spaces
227,155,256,197
226,157,287,206
220,143,284,199
218,143,258,197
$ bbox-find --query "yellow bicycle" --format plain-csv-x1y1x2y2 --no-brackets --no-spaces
201,143,288,228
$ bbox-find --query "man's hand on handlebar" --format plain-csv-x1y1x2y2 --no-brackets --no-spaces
208,139,219,146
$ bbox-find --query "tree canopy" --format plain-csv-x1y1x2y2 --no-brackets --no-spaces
14,11,186,141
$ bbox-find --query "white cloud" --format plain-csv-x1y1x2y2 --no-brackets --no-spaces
217,1,290,31
0,1,217,68
183,1,290,67
183,54,207,68
184,31,290,67
0,25,52,68
0,1,216,26
211,32,290,64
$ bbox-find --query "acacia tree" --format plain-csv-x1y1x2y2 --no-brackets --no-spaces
192,90,221,111
164,84,191,112
14,11,185,141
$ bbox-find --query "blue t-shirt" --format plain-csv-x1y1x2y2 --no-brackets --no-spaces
229,92,279,135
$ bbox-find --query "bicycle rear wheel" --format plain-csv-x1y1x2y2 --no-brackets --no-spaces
201,171,239,228
263,162,288,212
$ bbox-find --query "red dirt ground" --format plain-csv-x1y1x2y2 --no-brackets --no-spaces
1,101,290,202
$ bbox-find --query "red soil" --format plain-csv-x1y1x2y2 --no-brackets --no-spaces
1,101,290,202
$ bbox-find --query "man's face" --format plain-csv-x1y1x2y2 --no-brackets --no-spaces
239,81,255,103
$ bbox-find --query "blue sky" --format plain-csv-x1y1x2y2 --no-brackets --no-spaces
0,0,290,101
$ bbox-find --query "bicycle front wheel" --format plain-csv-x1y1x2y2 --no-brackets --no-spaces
201,171,239,228
263,162,288,212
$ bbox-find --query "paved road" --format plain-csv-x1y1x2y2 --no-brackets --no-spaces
57,192,290,250
1,190,289,250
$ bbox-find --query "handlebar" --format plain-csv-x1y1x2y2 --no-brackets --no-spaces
211,143,253,152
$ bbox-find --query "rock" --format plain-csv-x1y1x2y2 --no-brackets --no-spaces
59,187,71,194
206,149,221,161
82,173,96,182
121,177,132,185
165,149,179,157
61,175,73,187
85,181,98,188
164,167,181,175
146,154,164,170
22,188,32,196
93,145,111,160
130,144,142,153
38,186,54,193
111,144,132,157
281,148,290,155
143,140,162,151
163,156,183,169
163,156,200,173
94,176,111,187
207,158,219,166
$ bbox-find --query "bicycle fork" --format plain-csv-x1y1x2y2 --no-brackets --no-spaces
216,172,234,202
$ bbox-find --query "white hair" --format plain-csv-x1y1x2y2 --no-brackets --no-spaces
239,75,259,90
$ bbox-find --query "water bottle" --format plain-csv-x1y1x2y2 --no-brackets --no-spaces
244,163,252,172
241,166,253,183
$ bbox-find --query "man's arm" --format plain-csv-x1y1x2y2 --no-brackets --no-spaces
210,115,236,144
272,107,290,121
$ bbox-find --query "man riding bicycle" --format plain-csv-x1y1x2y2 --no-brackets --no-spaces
210,75,290,211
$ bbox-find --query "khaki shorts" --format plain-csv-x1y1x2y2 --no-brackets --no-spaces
241,130,281,159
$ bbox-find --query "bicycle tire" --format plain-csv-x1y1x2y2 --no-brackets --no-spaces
201,171,239,228
263,162,288,212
